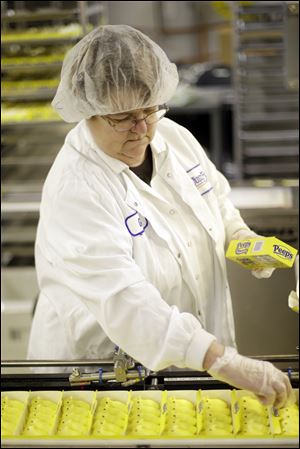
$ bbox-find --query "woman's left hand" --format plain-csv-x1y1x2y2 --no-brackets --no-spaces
251,266,275,279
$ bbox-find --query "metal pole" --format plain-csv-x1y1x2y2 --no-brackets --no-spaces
1,359,114,368
77,1,88,35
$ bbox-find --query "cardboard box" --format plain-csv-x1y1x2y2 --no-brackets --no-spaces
226,236,298,269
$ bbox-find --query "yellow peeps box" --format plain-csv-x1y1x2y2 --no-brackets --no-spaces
226,236,298,269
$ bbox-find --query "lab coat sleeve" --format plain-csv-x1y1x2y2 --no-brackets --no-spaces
42,175,216,371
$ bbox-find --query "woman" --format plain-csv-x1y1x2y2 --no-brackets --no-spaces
28,25,291,407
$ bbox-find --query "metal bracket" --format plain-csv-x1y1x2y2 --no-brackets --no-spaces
68,348,150,387
113,346,135,382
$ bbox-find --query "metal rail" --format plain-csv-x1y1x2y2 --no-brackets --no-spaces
1,359,115,367
2,354,298,368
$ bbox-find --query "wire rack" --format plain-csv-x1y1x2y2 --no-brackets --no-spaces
232,1,299,179
1,1,106,266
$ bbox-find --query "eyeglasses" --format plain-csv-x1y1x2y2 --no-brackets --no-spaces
102,104,169,132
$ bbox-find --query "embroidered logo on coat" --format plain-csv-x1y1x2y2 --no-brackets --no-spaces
125,211,148,237
186,164,213,195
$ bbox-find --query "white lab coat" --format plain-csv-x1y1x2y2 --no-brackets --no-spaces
27,118,250,371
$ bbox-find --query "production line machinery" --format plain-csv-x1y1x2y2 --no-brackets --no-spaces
1,350,299,448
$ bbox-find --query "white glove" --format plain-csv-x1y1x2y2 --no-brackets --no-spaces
251,266,275,279
208,347,293,408
231,229,275,279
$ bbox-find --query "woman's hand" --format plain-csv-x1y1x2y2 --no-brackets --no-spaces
231,229,275,279
206,345,293,409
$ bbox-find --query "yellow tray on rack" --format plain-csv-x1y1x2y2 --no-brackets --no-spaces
1,24,85,42
1,103,62,124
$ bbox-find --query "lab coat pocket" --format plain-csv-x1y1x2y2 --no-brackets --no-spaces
124,188,181,301
125,191,149,238
125,211,149,237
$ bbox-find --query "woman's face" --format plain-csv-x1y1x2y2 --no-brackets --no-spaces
87,106,158,167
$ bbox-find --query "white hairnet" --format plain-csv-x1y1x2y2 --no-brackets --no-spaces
52,25,179,122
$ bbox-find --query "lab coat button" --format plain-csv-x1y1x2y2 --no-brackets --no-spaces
167,172,172,178
169,209,176,215
187,241,192,247
177,252,181,259
195,274,200,280
134,201,138,207
197,310,201,316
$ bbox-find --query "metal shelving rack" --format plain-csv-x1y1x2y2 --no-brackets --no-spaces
1,1,107,266
232,1,299,179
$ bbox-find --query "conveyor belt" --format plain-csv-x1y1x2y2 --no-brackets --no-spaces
1,356,299,447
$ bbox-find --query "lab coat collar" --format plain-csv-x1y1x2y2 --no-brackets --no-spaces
150,128,168,155
81,120,128,175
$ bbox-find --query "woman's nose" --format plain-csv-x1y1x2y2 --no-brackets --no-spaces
132,118,148,134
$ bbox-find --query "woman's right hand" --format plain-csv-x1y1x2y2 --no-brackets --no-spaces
206,344,293,408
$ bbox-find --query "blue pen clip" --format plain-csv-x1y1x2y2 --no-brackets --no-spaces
287,367,292,380
137,365,143,381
